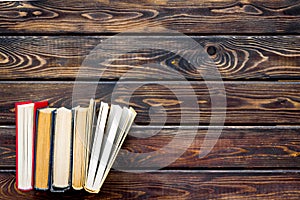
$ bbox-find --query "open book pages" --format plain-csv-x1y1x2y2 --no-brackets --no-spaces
85,102,109,189
99,107,137,190
85,105,137,193
85,98,96,177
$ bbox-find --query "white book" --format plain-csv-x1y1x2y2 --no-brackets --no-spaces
85,99,96,173
82,105,137,193
17,103,34,191
91,104,123,192
52,107,72,190
84,102,109,191
99,107,137,190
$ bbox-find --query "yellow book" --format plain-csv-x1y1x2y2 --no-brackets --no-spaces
34,108,56,190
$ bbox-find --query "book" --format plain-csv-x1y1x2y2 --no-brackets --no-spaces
51,107,73,192
72,106,88,190
85,98,96,177
16,99,136,194
85,102,109,191
96,107,136,192
100,107,137,189
34,108,56,190
85,105,137,193
72,99,96,190
15,101,48,191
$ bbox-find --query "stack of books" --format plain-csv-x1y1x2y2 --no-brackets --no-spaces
15,99,136,193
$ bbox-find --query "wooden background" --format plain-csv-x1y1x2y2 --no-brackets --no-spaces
0,0,300,199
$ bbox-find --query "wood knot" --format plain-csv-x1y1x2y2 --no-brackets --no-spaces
261,97,295,109
207,46,217,56
211,4,263,15
290,152,300,157
33,11,42,16
19,11,28,17
277,98,288,104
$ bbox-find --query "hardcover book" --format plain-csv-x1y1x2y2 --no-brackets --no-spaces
15,101,48,191
34,108,56,190
15,99,136,194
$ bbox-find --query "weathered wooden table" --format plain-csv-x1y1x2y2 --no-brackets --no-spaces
0,0,300,199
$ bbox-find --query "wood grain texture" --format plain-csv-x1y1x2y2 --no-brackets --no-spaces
0,171,300,199
0,1,299,34
0,36,299,80
1,126,300,169
1,81,300,125
0,127,14,169
0,0,299,199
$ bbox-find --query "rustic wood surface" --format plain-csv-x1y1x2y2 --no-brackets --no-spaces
0,1,299,34
0,171,300,200
0,0,299,198
1,126,300,169
0,36,299,80
1,81,300,125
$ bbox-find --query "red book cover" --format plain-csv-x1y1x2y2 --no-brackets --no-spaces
15,101,32,191
15,100,48,191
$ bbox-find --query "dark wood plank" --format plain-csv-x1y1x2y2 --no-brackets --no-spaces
1,81,300,125
1,126,300,169
0,127,14,169
0,1,299,34
0,171,300,199
0,36,299,80
121,126,300,169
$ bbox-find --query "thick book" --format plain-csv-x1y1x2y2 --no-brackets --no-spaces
50,107,73,192
96,107,137,192
85,102,109,191
99,107,137,189
15,101,48,191
72,106,88,190
72,99,96,190
84,104,137,193
34,108,56,190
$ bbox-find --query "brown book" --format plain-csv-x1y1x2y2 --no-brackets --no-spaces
34,108,56,190
72,107,89,190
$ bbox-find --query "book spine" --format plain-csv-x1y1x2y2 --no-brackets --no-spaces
69,108,75,189
49,110,56,192
15,103,19,190
48,109,56,190
33,109,40,190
